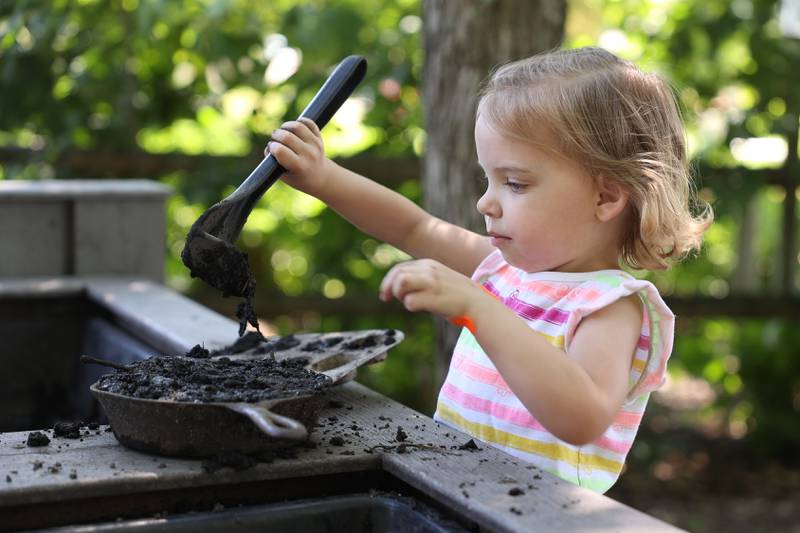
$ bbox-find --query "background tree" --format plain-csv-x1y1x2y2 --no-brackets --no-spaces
422,0,567,376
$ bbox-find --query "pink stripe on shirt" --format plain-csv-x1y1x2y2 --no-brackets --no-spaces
504,271,605,302
484,281,571,325
441,382,633,455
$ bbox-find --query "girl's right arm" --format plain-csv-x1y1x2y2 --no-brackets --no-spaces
267,118,494,276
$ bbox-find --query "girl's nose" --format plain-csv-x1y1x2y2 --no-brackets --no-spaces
477,188,501,218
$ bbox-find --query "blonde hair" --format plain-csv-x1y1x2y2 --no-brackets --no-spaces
477,47,713,271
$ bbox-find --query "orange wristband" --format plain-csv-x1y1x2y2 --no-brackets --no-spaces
449,315,477,334
448,285,499,334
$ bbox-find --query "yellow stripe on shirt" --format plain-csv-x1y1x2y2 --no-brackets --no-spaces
461,327,565,350
436,402,624,474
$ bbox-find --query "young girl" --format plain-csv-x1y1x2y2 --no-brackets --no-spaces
265,46,712,493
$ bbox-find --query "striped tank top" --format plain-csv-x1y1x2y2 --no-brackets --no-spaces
434,250,674,493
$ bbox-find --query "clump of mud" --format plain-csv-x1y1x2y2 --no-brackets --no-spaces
95,356,332,403
26,431,50,447
181,226,259,337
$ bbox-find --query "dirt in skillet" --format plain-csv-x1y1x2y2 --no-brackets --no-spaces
95,355,332,403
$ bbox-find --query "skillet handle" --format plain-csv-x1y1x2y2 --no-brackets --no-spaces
226,403,308,440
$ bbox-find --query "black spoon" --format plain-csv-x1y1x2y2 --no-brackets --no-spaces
80,355,130,371
180,55,368,298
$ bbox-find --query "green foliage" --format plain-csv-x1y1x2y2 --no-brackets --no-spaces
670,317,800,459
0,0,428,408
1,0,798,457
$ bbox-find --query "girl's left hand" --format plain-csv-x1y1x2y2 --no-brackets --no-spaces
378,259,482,319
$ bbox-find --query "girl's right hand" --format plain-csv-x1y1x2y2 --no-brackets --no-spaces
265,117,331,195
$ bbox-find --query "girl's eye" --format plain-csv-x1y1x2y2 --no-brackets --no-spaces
504,179,527,192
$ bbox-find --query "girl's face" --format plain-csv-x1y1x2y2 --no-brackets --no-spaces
475,116,618,273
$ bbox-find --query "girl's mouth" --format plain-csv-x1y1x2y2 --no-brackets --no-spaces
489,233,511,246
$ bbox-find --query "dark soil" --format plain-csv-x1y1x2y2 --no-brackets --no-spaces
302,336,343,352
458,439,481,451
26,431,50,447
95,355,332,403
201,451,257,473
181,225,258,337
184,331,311,359
184,330,396,359
235,300,259,337
182,226,256,300
212,331,268,355
53,421,82,439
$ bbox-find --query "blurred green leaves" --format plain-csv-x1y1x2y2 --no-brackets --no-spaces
1,0,799,435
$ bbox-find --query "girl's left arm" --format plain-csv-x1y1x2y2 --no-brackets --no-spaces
380,259,642,446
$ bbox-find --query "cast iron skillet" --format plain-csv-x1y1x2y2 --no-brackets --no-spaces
89,329,402,458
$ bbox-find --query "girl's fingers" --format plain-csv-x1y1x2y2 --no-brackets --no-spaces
379,264,430,303
267,140,300,169
295,118,325,152
279,120,319,145
401,291,435,313
378,267,399,302
396,272,433,302
264,119,323,157
269,128,307,157
297,117,322,138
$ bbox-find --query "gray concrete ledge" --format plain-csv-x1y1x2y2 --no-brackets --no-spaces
0,179,171,199
0,180,170,281
0,277,239,354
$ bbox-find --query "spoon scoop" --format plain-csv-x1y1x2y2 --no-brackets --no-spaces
181,55,368,297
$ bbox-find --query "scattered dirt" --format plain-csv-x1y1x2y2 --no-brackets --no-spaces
201,444,308,473
53,422,81,439
302,336,343,352
395,426,408,442
458,439,481,451
26,431,50,447
184,330,396,359
95,356,332,403
201,451,257,473
185,345,210,359
211,331,268,355
344,329,396,349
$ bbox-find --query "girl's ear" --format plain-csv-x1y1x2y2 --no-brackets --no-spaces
594,176,629,222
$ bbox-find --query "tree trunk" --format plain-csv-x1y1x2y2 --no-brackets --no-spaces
422,0,566,381
731,196,761,295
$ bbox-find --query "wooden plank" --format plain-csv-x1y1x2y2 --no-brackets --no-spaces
0,147,419,186
193,289,800,319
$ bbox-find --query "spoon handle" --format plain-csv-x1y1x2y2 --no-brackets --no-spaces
80,355,130,371
231,55,368,205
